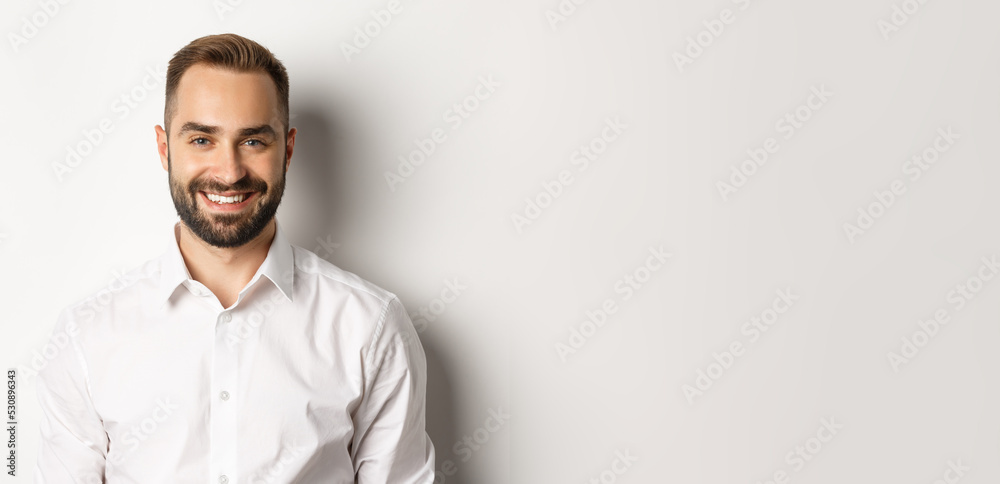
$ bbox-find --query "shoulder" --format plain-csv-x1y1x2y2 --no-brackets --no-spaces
44,253,163,372
290,246,418,363
290,245,399,307
60,254,163,330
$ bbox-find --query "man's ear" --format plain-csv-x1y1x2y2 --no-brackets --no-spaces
284,127,297,172
155,125,169,171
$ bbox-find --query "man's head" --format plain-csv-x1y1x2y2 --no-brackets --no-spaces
155,33,296,248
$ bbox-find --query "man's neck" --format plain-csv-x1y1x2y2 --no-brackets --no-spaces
176,219,276,309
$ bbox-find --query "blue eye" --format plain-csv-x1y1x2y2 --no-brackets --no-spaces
245,139,265,147
192,138,209,145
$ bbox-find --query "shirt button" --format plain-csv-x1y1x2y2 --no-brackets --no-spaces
220,313,232,323
219,475,229,484
220,391,230,401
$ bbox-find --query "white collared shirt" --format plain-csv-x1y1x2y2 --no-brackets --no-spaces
34,220,435,483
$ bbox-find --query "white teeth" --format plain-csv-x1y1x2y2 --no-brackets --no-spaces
206,193,247,204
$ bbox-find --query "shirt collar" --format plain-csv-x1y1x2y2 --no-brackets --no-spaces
157,219,295,308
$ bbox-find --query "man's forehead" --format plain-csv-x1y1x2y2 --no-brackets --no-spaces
177,62,274,89
171,63,282,129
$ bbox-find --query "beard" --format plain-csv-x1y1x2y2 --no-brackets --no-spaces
168,153,285,248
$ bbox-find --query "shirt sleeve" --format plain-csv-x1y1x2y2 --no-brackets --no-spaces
34,307,108,483
351,296,436,483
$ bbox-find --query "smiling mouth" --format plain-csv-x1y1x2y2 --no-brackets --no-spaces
199,191,258,210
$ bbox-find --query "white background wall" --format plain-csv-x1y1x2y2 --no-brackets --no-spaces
2,0,999,482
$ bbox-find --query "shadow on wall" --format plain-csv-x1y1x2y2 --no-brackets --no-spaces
280,100,458,478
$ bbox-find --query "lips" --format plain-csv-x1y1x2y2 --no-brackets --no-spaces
199,191,257,211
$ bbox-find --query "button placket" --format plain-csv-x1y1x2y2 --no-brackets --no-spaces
210,310,239,482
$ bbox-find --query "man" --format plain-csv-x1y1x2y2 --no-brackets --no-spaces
35,33,435,483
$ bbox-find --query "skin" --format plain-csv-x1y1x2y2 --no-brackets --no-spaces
154,63,297,308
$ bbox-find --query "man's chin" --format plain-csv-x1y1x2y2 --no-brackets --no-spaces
181,213,259,248
201,209,254,225
193,229,253,249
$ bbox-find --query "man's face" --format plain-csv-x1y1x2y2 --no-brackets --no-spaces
156,63,294,248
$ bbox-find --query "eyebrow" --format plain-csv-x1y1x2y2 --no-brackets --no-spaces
177,122,277,138
177,122,217,136
239,125,277,137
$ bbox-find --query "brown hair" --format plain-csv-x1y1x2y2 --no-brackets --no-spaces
164,33,289,135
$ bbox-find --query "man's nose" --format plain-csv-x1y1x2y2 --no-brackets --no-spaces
211,144,248,186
